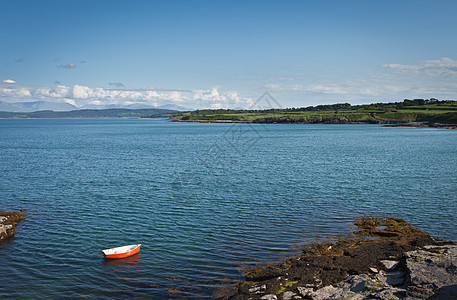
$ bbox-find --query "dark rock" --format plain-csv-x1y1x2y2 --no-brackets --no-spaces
384,271,405,287
245,266,283,281
406,285,435,299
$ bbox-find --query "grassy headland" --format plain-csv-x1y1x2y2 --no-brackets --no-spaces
171,99,457,127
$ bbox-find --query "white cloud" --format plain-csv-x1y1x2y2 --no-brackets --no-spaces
58,62,76,69
266,82,382,96
0,80,253,109
192,87,253,108
383,57,457,76
4,57,454,110
263,58,457,104
1,80,32,98
34,85,71,99
0,87,32,98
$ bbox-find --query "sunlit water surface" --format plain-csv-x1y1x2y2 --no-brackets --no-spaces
1,119,456,298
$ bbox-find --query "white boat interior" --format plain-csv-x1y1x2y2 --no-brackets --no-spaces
102,244,140,255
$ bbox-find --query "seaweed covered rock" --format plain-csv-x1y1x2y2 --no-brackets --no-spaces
0,211,27,243
227,217,455,299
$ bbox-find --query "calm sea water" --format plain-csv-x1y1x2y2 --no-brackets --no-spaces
1,119,456,298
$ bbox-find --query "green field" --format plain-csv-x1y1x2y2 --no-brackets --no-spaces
172,99,457,124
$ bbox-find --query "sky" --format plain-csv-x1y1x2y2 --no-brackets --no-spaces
1,0,457,110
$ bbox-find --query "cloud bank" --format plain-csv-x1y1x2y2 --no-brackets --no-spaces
265,57,457,103
383,57,457,76
3,57,456,110
0,80,253,109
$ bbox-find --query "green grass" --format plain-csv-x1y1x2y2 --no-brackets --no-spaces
172,99,457,124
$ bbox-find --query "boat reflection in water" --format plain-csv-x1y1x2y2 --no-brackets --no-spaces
103,253,142,269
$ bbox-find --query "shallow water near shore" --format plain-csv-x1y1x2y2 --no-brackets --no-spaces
1,119,456,298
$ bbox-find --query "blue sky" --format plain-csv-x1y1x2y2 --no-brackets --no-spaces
1,0,457,109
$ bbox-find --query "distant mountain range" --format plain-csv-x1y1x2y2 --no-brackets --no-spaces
0,100,192,113
0,100,78,112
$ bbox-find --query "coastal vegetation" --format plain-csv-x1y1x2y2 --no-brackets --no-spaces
172,99,457,125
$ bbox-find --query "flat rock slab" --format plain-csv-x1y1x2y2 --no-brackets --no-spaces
406,245,457,298
309,273,405,300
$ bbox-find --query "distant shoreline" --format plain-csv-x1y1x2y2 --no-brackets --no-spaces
1,117,455,129
0,108,178,119
170,119,457,129
171,99,457,129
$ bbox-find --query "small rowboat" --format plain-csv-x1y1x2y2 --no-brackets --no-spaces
102,244,141,259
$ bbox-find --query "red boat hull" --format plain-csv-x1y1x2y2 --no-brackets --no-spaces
103,245,141,259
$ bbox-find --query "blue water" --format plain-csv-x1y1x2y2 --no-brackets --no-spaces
0,119,456,298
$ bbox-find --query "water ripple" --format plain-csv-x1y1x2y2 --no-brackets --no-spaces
1,120,456,298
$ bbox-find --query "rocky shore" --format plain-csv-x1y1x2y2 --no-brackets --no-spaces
171,119,457,129
224,217,457,299
0,210,27,244
384,122,457,129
